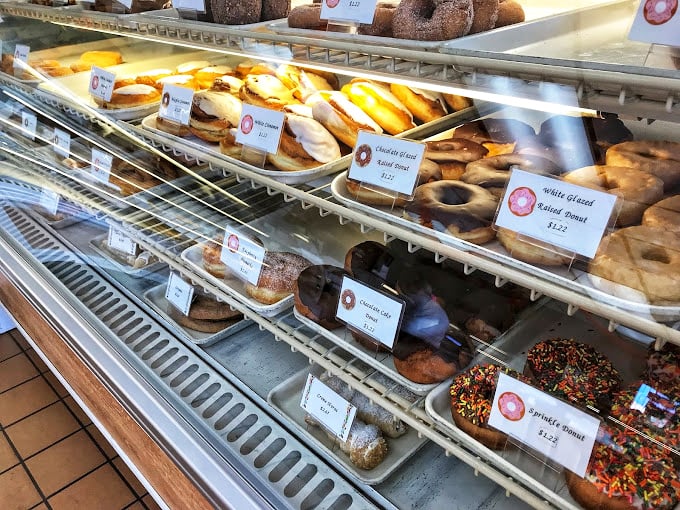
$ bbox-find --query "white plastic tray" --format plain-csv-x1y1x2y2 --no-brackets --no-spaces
294,309,439,396
25,202,92,229
267,364,428,485
143,283,251,346
88,233,165,277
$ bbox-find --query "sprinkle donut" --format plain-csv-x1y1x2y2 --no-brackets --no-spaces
392,0,474,41
525,338,621,409
644,0,678,25
450,364,528,449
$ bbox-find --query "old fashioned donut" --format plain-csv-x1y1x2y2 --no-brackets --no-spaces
469,0,499,34
358,3,396,36
392,0,474,41
390,84,447,123
424,138,488,180
341,80,416,135
294,265,346,329
245,252,312,304
462,154,561,198
496,228,572,266
642,195,680,232
287,3,326,29
406,180,498,244
563,165,664,226
450,364,528,449
589,225,680,304
494,0,524,27
525,338,621,409
454,118,535,157
606,141,680,190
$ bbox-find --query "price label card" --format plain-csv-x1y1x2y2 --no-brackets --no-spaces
158,84,194,126
173,0,206,11
300,373,356,442
335,275,404,349
235,104,285,155
38,189,60,216
348,131,425,197
165,272,194,316
21,111,37,141
118,0,133,8
53,128,71,158
13,44,29,70
488,373,600,477
91,148,113,183
107,226,137,256
321,0,378,24
88,66,116,102
219,229,265,285
628,0,679,46
495,169,617,259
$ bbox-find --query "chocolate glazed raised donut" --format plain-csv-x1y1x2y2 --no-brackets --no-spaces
392,0,474,41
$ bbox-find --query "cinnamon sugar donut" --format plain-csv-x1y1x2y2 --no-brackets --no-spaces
245,252,312,304
406,180,498,244
589,225,680,304
392,0,473,41
563,165,664,226
287,3,326,29
211,0,261,24
469,0,499,34
494,0,524,27
358,3,396,36
642,195,680,232
606,140,680,190
261,0,290,21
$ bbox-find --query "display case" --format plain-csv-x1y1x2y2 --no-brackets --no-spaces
0,1,678,508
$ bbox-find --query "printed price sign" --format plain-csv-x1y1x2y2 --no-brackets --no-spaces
219,229,265,285
38,189,60,216
91,148,113,184
165,272,194,316
321,0,378,24
88,66,115,102
300,373,356,442
348,131,425,197
21,111,37,141
53,128,71,158
173,0,206,11
158,84,194,125
495,169,617,259
107,226,137,256
488,373,600,477
235,103,284,154
335,275,404,349
13,44,29,71
628,0,679,46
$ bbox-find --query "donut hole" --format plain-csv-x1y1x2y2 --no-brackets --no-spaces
641,248,670,264
440,188,472,206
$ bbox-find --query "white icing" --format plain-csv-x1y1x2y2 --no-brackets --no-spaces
114,84,157,95
197,65,233,75
213,75,243,92
283,104,314,118
137,68,172,78
287,114,341,163
246,75,294,102
411,86,447,110
193,90,242,125
157,74,194,85
175,60,211,74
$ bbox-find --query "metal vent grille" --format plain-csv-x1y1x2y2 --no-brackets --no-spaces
0,202,374,510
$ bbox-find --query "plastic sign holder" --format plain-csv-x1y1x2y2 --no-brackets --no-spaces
88,66,116,104
165,272,194,316
20,111,36,141
52,128,71,159
321,0,378,32
219,228,266,285
235,104,285,169
158,84,193,137
301,373,357,442
173,0,206,20
347,131,425,211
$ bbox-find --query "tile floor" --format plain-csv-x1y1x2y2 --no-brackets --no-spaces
0,329,161,510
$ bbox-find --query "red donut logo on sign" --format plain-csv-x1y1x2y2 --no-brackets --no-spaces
507,187,537,217
498,392,526,422
354,144,372,167
644,0,677,25
91,75,99,91
340,289,356,310
240,114,254,134
326,0,340,7
227,234,240,253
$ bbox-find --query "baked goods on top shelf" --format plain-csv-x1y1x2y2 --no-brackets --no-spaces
244,251,312,304
606,140,680,191
524,338,622,409
69,50,124,73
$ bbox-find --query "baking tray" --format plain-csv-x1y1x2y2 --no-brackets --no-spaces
138,105,477,185
268,0,617,52
35,49,236,121
440,0,643,67
131,8,276,30
180,204,384,317
88,233,165,276
294,309,439,395
24,201,93,229
143,283,251,346
267,364,428,485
